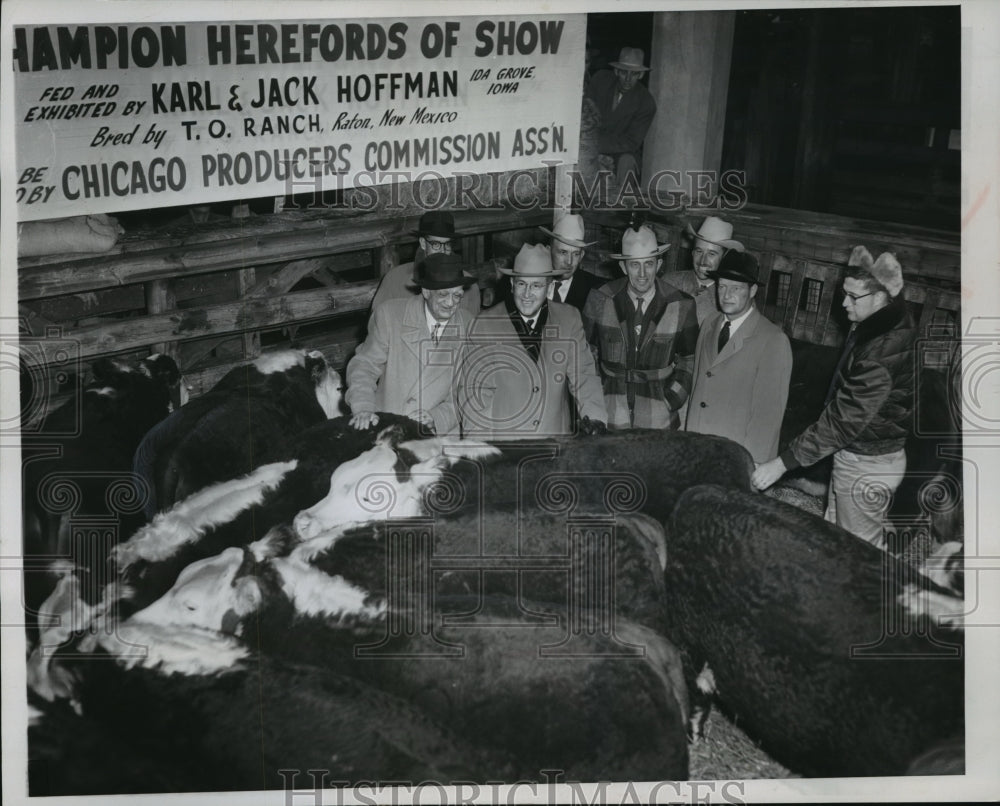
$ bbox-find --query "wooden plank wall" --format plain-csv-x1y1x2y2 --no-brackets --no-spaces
18,206,551,406
19,199,961,407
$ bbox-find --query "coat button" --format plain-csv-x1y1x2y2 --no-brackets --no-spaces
700,402,707,408
706,371,713,377
532,419,540,426
532,386,540,393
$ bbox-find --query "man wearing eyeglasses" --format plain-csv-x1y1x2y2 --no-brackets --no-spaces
346,253,477,436
370,210,481,315
752,246,916,548
457,243,607,439
581,225,699,430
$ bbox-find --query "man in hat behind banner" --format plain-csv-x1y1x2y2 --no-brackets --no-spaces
346,253,477,436
685,249,792,463
663,216,745,326
370,210,481,316
585,47,657,189
582,225,699,430
752,246,916,548
494,213,606,313
457,244,607,439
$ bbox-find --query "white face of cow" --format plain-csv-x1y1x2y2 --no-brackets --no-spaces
292,436,500,542
314,364,343,419
293,441,433,541
130,547,262,634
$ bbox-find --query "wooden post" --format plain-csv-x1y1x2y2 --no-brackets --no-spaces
237,269,261,360
376,244,399,278
146,279,178,360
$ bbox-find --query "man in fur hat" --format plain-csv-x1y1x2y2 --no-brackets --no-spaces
752,246,916,548
370,210,481,316
664,216,745,326
457,244,607,439
582,225,699,430
494,213,606,313
585,47,657,189
685,249,792,463
346,253,477,435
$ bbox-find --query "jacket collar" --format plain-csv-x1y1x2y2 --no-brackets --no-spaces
854,296,907,347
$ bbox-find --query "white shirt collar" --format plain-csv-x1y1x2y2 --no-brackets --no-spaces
548,274,573,300
425,304,449,336
723,305,754,338
629,287,655,309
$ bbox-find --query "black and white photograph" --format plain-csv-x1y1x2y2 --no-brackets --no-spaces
1,0,997,803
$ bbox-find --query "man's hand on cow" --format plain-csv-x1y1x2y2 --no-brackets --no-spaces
751,458,787,491
578,416,608,436
413,409,437,434
349,411,380,430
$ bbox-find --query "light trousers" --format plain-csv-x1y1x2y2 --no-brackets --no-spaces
825,448,907,548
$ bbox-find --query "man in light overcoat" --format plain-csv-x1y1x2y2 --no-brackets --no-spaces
346,253,476,435
458,244,607,439
685,249,793,463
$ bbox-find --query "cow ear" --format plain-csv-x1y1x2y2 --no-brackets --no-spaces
142,354,181,386
233,577,263,615
305,350,328,382
375,424,406,448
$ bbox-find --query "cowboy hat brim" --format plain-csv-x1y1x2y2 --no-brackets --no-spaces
538,226,597,249
684,223,744,252
610,243,670,260
497,266,563,277
609,61,650,72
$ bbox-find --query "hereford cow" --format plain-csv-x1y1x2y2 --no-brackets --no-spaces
29,645,491,794
663,483,965,777
133,348,343,515
77,534,690,784
21,355,183,617
113,422,493,614
294,428,754,540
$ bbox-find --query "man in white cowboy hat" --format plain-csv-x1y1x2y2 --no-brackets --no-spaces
685,249,792,463
664,215,745,326
458,243,607,439
370,209,481,316
581,225,699,430
585,47,657,189
346,253,477,436
752,246,916,548
495,213,606,313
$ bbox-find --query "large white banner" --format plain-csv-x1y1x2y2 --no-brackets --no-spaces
13,16,585,221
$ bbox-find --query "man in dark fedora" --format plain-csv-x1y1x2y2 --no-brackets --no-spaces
370,210,481,316
664,215,745,326
458,244,606,439
494,213,605,313
685,249,792,464
586,47,657,189
582,225,698,430
346,253,476,435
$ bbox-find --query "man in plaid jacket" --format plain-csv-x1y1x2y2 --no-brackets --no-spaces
582,226,699,430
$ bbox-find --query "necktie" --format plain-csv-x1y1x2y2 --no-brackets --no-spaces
431,322,441,344
525,318,535,332
551,281,563,304
633,298,644,344
717,319,731,354
613,91,623,111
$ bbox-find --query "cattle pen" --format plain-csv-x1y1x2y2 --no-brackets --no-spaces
6,3,988,804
